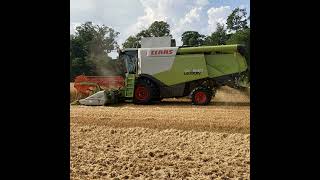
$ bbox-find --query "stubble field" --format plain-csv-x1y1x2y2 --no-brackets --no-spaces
70,85,250,179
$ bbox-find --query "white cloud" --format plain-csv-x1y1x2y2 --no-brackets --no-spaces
195,0,209,7
122,0,188,46
70,0,95,12
70,0,250,47
126,0,214,46
124,0,186,40
239,4,248,9
172,7,203,45
207,6,231,33
70,0,144,46
181,7,202,24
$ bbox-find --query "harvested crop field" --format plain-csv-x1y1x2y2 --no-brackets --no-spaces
70,86,250,179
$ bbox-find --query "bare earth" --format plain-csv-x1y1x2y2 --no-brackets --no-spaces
70,87,250,179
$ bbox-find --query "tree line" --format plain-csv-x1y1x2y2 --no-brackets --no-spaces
70,7,250,81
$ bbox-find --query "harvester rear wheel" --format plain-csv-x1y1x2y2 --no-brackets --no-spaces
191,87,212,105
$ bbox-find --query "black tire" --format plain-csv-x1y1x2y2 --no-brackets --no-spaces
191,87,213,105
133,78,159,104
144,78,160,101
153,97,163,102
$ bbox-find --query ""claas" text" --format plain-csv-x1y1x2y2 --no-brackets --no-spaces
150,49,173,55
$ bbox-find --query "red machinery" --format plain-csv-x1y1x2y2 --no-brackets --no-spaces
74,75,125,96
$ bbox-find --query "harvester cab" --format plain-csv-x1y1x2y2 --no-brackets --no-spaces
118,48,138,74
74,36,249,106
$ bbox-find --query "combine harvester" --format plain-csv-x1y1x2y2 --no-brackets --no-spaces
73,37,249,106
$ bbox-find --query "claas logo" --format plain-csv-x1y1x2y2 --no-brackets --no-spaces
147,49,174,56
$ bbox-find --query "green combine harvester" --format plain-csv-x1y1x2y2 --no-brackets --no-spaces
76,37,249,106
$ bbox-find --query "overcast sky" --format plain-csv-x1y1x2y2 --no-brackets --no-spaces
70,0,250,49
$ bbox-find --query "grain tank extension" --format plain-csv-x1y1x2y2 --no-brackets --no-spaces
75,37,249,106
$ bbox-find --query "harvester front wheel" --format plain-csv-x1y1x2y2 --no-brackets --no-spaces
191,87,212,105
134,80,152,104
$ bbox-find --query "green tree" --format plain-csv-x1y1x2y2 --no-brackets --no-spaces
226,8,248,32
70,33,94,80
148,21,171,37
204,23,228,45
227,28,250,73
181,31,205,46
123,21,171,48
70,22,120,81
226,8,250,81
89,25,119,54
136,30,152,40
122,36,141,48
